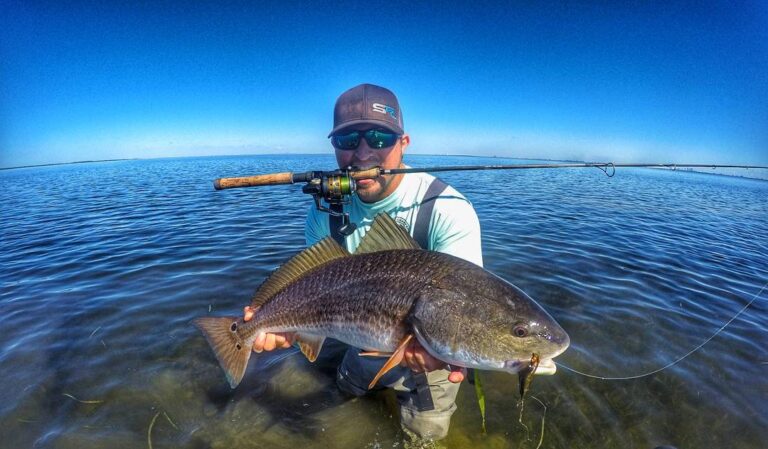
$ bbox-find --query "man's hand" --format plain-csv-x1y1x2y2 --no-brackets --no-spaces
243,306,294,352
401,338,466,383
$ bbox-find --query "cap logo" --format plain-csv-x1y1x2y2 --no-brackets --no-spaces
395,216,409,230
372,102,397,119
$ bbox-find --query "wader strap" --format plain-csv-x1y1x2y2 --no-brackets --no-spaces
411,177,448,412
412,371,435,412
413,178,448,250
329,203,346,247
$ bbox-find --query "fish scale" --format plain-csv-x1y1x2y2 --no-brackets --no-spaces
242,250,449,351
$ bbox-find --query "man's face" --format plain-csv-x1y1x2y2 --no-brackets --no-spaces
333,127,410,203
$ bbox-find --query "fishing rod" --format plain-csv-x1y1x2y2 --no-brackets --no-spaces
213,162,768,234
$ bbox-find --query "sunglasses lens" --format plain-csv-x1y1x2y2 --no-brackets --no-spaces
331,129,400,150
365,130,399,149
331,132,361,150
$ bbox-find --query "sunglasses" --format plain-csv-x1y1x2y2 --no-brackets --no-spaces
330,129,401,151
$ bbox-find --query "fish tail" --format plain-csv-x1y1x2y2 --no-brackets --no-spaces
194,316,252,388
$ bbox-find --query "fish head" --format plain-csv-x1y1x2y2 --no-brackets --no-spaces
491,280,570,373
411,268,570,373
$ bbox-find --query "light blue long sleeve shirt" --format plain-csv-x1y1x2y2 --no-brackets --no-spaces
306,171,483,267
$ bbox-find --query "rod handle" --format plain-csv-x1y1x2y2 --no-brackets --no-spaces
214,172,294,190
350,168,381,179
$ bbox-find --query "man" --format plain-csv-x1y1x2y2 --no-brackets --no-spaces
245,83,482,441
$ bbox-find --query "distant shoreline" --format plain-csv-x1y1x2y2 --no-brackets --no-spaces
0,158,139,171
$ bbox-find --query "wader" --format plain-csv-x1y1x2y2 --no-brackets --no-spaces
329,178,459,440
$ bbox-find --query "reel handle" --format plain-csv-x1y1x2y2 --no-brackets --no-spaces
214,172,295,190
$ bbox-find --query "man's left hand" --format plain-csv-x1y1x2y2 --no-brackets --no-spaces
401,338,466,383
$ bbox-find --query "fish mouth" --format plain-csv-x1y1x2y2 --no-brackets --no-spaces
504,358,557,375
534,358,557,375
516,354,557,399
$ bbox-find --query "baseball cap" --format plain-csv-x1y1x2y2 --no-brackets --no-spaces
328,84,404,137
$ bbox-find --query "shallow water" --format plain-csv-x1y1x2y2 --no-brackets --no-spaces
1,155,766,448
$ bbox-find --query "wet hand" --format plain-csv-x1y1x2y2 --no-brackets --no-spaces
243,306,294,352
401,338,466,383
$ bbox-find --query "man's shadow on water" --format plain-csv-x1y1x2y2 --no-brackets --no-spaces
204,340,386,438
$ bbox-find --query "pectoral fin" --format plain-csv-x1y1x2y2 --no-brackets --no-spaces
295,334,326,363
367,334,413,389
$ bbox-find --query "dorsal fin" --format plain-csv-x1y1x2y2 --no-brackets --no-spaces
355,213,421,254
250,237,350,308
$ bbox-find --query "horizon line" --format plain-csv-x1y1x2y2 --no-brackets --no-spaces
2,154,767,181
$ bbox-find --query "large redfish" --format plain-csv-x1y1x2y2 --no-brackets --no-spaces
195,214,569,390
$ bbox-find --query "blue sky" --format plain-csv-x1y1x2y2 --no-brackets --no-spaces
2,1,767,168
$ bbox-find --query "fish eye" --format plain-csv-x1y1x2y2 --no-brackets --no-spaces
513,324,528,338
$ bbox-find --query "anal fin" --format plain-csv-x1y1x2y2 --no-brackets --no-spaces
367,334,413,389
295,333,326,363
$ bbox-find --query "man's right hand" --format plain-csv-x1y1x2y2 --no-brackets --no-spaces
243,306,294,352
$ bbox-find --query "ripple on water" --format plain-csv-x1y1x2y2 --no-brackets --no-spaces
0,156,766,448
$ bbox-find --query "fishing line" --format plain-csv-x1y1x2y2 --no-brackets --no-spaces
556,281,767,380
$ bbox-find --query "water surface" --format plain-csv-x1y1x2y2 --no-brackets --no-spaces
1,155,766,448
